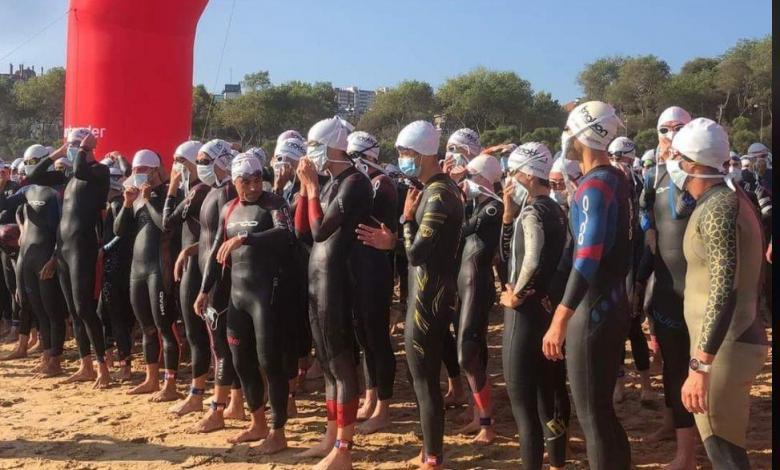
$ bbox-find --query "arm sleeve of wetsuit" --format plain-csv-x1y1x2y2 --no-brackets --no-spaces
696,192,739,356
143,194,165,231
27,158,67,186
639,171,655,230
200,206,227,295
461,201,498,238
635,244,654,283
513,205,545,297
73,149,94,180
499,221,514,263
242,203,294,247
560,176,616,310
162,192,189,232
113,203,135,238
404,189,449,267
310,175,366,243
756,186,772,226
294,194,310,238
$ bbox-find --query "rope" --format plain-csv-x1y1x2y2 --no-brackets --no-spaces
0,9,70,63
201,0,237,140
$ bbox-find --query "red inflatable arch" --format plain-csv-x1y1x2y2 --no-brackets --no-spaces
63,0,208,167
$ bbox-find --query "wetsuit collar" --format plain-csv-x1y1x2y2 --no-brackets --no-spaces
425,172,450,186
697,181,728,204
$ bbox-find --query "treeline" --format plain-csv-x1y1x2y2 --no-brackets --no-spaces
0,36,770,160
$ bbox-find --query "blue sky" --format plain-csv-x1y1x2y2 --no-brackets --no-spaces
0,0,771,103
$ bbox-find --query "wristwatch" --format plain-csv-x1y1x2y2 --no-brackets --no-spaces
689,357,712,374
238,231,248,243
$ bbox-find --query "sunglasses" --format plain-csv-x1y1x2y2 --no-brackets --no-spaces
658,124,684,134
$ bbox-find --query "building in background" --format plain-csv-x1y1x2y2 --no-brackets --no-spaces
0,63,40,83
212,83,242,103
335,86,379,119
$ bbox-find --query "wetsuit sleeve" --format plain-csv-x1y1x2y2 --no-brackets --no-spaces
243,203,294,247
499,222,513,263
639,171,655,231
73,149,97,181
200,206,227,295
143,193,165,231
560,176,617,310
114,203,135,238
696,193,739,356
103,201,122,252
513,205,545,297
461,200,501,238
0,188,27,222
755,185,772,227
404,188,449,267
310,175,367,243
27,158,67,186
635,244,654,283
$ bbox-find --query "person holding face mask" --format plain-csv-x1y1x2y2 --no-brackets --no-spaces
746,142,772,193
548,153,583,212
26,128,112,388
641,149,656,178
187,139,245,434
443,128,482,183
195,153,295,454
96,165,134,381
638,106,699,467
666,118,769,470
395,120,463,470
498,141,569,470
541,101,632,470
115,149,180,400
54,157,73,179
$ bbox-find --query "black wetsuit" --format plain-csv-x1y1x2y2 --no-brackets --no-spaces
201,193,294,427
197,182,239,389
10,185,67,356
98,194,135,363
502,195,569,469
294,166,372,428
403,173,464,465
0,181,22,330
353,171,398,400
29,151,110,362
115,184,179,372
456,196,502,409
640,164,695,429
163,183,210,381
562,165,632,469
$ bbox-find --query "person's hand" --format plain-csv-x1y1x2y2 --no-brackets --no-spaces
502,179,519,223
216,236,243,265
39,257,57,280
648,334,660,356
140,183,152,200
499,284,534,309
193,292,209,317
297,158,319,194
766,243,772,264
170,165,183,186
449,165,468,182
355,223,396,250
403,187,422,221
273,164,293,193
645,228,657,255
173,249,190,282
80,132,97,150
442,157,456,175
123,186,139,207
657,137,672,162
542,304,574,361
681,369,710,414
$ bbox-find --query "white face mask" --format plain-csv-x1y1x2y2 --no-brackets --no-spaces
124,172,149,189
307,144,329,174
197,162,217,187
666,158,723,191
550,189,567,206
511,179,528,206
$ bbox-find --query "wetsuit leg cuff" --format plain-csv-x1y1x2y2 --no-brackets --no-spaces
333,439,353,451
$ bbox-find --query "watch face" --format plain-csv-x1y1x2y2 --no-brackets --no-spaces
689,358,699,370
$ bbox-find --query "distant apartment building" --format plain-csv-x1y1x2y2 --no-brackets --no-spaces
212,83,242,103
0,63,40,82
335,86,378,119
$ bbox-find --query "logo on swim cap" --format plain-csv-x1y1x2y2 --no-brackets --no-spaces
578,106,609,138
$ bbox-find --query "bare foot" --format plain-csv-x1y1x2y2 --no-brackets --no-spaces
357,398,376,421
313,448,352,470
227,424,268,444
472,426,496,445
150,385,182,402
41,360,64,377
192,408,225,433
127,379,159,395
27,332,39,351
169,394,203,416
296,436,337,459
1,344,27,360
644,426,675,443
31,355,48,373
93,372,111,389
456,417,481,435
356,413,390,435
457,403,475,425
60,366,97,384
224,401,246,421
251,428,288,455
287,395,298,418
443,388,467,408
116,364,132,382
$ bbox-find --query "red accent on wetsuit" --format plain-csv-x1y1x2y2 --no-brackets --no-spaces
294,195,310,234
325,399,337,421
337,399,358,427
575,243,604,260
307,195,324,227
473,383,492,413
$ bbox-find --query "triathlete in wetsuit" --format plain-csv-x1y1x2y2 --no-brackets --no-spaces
345,131,398,435
189,139,244,433
97,165,134,380
667,119,769,470
31,130,111,386
639,106,698,462
115,149,179,400
542,102,631,470
452,154,503,443
197,153,294,453
500,142,569,469
161,140,214,416
0,164,19,338
293,117,371,469
397,120,464,469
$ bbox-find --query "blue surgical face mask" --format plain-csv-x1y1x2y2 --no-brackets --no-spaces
66,146,79,163
398,156,420,178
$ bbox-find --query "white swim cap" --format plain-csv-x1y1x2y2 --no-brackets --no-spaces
277,130,304,145
132,149,161,168
747,142,769,157
55,157,72,168
466,154,502,183
275,138,306,161
11,158,23,171
508,142,554,179
174,140,203,164
347,131,380,161
551,155,583,179
657,106,692,129
308,116,354,152
199,139,233,170
564,101,623,151
641,149,656,163
395,120,440,156
671,118,730,170
447,128,482,156
231,153,263,181
67,128,92,144
23,144,50,162
244,147,268,167
608,136,637,158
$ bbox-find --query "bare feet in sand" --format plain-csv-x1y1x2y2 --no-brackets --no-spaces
169,393,203,416
115,363,132,382
296,434,337,459
150,382,182,402
192,406,225,433
60,365,97,384
443,378,467,408
93,366,111,389
251,428,288,455
127,378,159,395
228,423,268,444
223,400,246,421
472,426,496,444
41,358,64,377
356,413,390,435
27,331,39,351
287,395,298,418
313,447,352,470
356,397,376,421
1,340,28,360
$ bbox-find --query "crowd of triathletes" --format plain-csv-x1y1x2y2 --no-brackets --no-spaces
0,100,772,470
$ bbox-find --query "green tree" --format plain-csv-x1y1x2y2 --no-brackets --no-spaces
527,92,566,130
730,129,759,155
192,84,216,139
632,128,659,155
480,125,524,147
13,67,65,144
605,55,671,122
520,127,563,152
242,71,271,92
577,56,626,100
